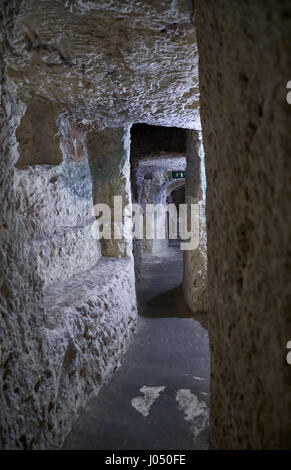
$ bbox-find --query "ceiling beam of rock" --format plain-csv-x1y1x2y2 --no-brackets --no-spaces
8,0,200,130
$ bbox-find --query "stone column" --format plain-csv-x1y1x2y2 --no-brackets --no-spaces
183,130,208,313
87,126,133,258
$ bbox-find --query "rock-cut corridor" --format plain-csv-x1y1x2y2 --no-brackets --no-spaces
0,0,290,452
63,245,210,450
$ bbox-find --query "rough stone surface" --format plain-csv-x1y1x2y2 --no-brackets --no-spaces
63,244,210,450
3,0,289,452
131,124,187,161
2,113,137,450
195,0,291,449
0,3,138,449
14,155,99,287
8,0,200,130
87,126,133,258
42,257,137,449
0,0,49,450
1,144,136,448
183,130,208,313
15,100,62,167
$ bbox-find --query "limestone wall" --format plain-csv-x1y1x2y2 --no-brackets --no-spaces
195,0,291,449
42,257,137,449
15,100,62,167
7,1,200,130
183,130,208,313
14,113,100,287
0,0,46,450
0,5,137,448
87,126,133,258
1,114,137,449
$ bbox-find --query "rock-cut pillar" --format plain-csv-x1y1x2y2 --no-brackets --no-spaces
87,126,133,258
183,130,208,313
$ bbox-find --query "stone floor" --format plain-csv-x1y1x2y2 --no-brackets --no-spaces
63,245,210,450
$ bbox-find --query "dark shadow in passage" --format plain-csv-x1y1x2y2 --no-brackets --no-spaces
139,284,208,329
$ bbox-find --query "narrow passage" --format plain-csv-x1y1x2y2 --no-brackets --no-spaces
64,245,210,450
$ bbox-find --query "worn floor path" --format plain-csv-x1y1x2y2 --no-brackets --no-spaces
63,245,210,450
